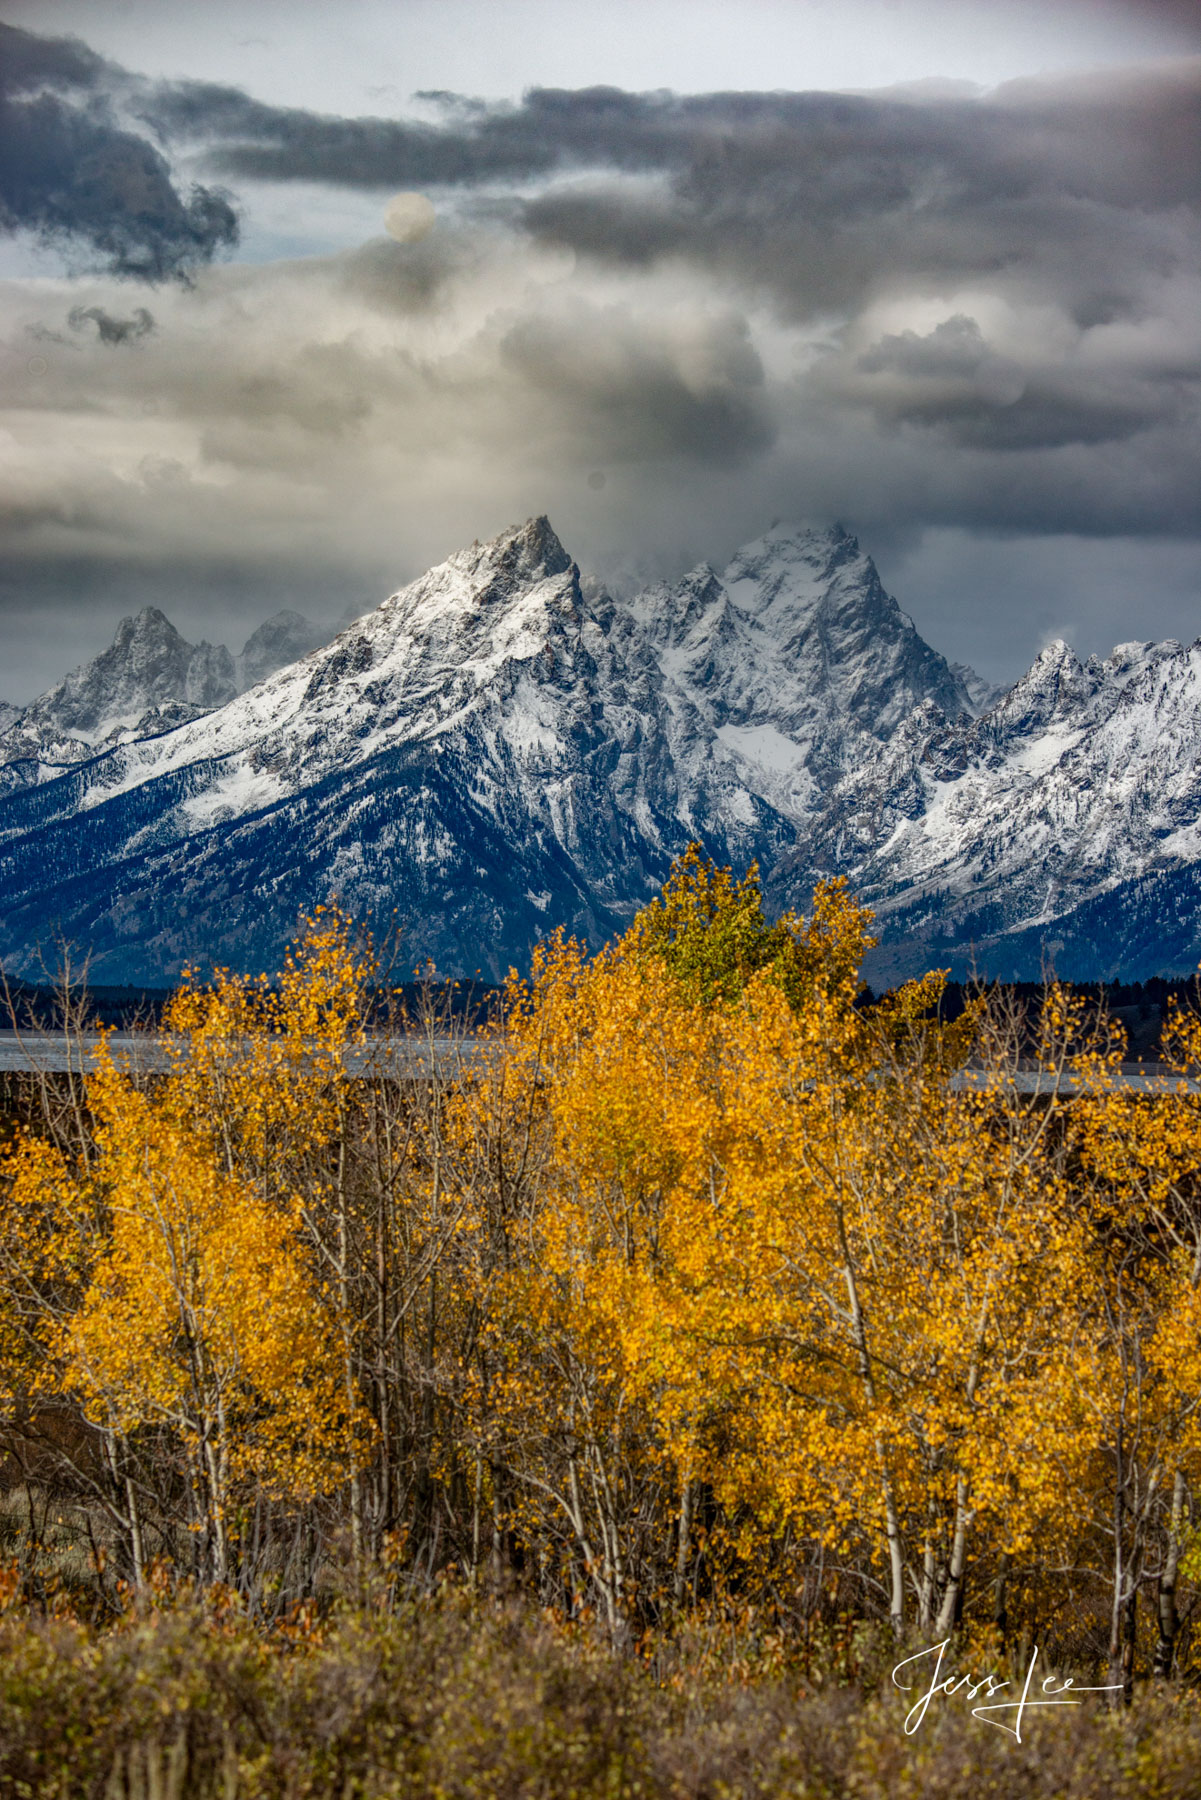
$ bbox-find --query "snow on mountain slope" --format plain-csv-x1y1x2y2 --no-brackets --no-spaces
769,635,1201,981
630,523,972,818
0,607,339,780
0,517,967,983
2,513,1194,987
0,609,238,770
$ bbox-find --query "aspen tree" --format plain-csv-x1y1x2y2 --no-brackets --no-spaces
0,914,374,1588
1073,996,1201,1688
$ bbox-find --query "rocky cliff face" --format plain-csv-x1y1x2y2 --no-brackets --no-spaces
768,635,1201,981
0,517,968,982
0,609,237,766
2,514,1197,988
630,522,972,821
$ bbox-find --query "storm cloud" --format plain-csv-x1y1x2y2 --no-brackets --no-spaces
12,18,1197,330
0,17,1199,700
139,63,1201,319
0,21,239,281
60,40,1201,474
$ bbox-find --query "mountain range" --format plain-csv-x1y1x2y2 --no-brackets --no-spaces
0,608,333,767
0,516,1196,987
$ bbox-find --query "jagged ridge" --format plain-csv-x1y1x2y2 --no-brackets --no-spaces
3,513,1197,987
0,607,337,772
0,516,971,983
768,635,1201,981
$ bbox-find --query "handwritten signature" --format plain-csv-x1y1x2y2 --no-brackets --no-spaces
892,1638,1123,1742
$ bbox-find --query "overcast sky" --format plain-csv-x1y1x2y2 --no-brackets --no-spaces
1,0,1199,698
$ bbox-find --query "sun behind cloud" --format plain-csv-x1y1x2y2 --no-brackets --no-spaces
384,193,435,243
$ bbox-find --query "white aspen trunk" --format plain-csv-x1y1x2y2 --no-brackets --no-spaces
1155,1468,1188,1678
841,1240,905,1637
933,1475,973,1636
125,1474,146,1593
674,1475,694,1610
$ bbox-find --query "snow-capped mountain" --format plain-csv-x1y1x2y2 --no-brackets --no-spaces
0,517,971,983
768,635,1201,982
627,524,972,821
1,512,1197,988
0,609,237,768
236,611,332,693
0,607,335,772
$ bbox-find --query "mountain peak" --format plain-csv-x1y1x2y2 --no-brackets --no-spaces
243,609,311,641
111,606,186,649
721,521,882,621
0,607,237,755
1,511,1187,988
1102,638,1181,678
1034,636,1076,665
132,605,176,629
478,515,574,585
987,637,1088,737
761,518,858,551
1016,637,1085,695
237,611,331,691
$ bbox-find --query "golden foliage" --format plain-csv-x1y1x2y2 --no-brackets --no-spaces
0,908,374,1581
2,863,1201,1684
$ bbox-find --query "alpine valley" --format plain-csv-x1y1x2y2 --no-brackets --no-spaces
1,515,1198,986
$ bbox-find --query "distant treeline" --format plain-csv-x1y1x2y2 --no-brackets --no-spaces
5,961,1201,1051
855,974,1201,1062
0,974,503,1031
936,976,1201,1062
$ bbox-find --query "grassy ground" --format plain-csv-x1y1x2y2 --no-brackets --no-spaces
1,1595,1199,1799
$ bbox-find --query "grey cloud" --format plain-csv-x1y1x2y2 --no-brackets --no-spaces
518,139,1197,331
1108,0,1201,39
0,21,239,282
497,303,773,466
517,187,690,268
928,382,1189,453
127,63,1201,486
500,74,1201,369
337,234,482,315
859,316,1005,382
140,59,1201,480
67,303,155,344
824,308,1198,452
135,64,1201,320
141,78,561,188
0,17,111,95
156,69,1199,216
9,18,1200,334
